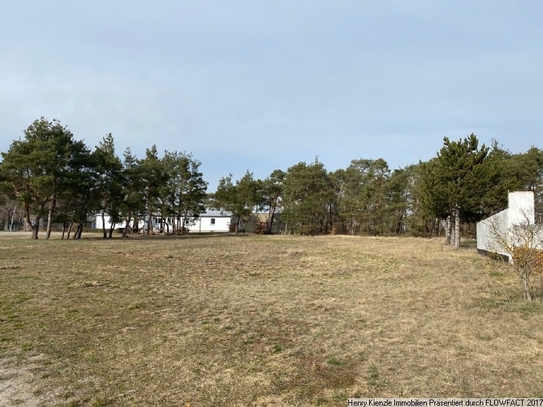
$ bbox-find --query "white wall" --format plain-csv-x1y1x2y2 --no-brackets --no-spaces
477,207,509,258
91,214,154,231
92,213,231,233
477,191,541,260
508,191,535,225
187,216,230,233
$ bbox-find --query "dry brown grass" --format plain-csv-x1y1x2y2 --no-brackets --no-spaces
1,233,543,406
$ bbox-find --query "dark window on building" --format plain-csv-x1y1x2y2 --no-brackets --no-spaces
210,218,216,225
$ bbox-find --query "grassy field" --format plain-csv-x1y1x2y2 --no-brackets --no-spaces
1,233,543,406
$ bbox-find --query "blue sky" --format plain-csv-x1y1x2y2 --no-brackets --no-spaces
1,1,542,190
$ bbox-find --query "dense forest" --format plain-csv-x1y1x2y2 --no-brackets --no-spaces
1,117,542,247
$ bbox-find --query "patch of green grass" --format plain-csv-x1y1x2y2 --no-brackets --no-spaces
127,302,145,310
326,357,344,366
91,397,115,407
272,344,283,353
367,364,386,389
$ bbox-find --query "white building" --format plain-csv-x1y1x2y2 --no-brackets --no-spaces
477,191,542,260
91,210,232,234
184,210,232,233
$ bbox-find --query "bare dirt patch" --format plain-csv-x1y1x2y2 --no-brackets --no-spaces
0,356,56,407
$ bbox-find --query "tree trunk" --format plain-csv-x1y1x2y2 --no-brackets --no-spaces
45,198,56,240
75,223,83,239
268,211,275,234
67,220,74,240
9,213,15,231
23,203,34,236
122,218,130,237
445,216,451,245
31,214,41,239
329,205,334,235
101,209,107,238
522,274,533,301
450,216,455,247
145,185,151,236
134,214,140,233
453,207,460,249
147,213,152,235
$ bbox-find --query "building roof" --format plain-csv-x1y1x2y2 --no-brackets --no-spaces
198,210,232,217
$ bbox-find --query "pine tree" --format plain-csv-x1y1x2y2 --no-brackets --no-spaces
213,171,260,233
0,118,81,239
282,160,333,235
260,169,285,234
94,133,123,238
419,134,490,248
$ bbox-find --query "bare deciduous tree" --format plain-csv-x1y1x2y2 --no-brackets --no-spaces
488,209,543,301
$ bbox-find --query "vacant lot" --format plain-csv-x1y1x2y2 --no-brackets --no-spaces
1,233,543,406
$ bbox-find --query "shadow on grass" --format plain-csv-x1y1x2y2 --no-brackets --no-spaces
15,231,254,241
114,232,251,240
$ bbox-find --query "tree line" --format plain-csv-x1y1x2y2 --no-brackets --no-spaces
0,118,207,239
211,136,543,247
1,117,542,245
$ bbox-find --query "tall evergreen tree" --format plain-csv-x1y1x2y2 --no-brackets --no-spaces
139,145,168,235
403,164,441,237
94,133,124,238
160,151,207,233
330,158,391,235
282,160,333,235
213,171,260,233
119,148,145,236
328,168,349,234
58,140,100,239
514,147,543,220
384,167,411,235
259,169,285,234
0,118,80,239
419,134,490,248
0,180,22,231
